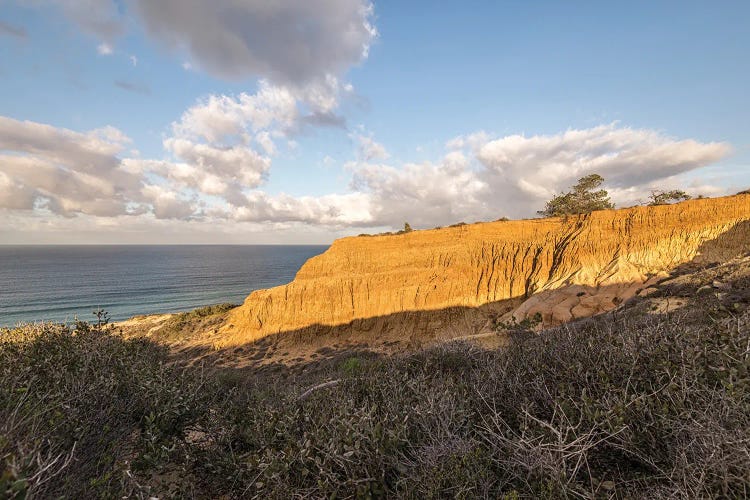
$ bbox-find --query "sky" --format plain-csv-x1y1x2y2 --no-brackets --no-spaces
0,0,748,244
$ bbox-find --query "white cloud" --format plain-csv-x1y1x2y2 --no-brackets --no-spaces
0,117,126,173
355,133,389,161
297,74,349,114
474,124,731,215
231,192,372,225
255,132,276,156
0,77,358,226
350,151,489,227
156,77,355,207
96,42,113,55
446,131,489,151
338,124,732,227
0,116,143,217
163,138,271,189
156,82,301,204
0,171,37,209
141,184,196,220
321,155,336,168
0,117,734,236
32,0,376,86
173,82,298,142
10,1,376,230
129,0,377,85
33,0,377,86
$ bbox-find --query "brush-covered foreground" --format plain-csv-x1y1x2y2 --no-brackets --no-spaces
2,259,750,499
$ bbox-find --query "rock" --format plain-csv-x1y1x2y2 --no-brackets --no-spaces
217,195,750,348
712,280,731,290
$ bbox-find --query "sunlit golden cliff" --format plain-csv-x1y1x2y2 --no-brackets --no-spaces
217,194,750,347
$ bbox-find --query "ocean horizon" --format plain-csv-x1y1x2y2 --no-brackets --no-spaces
0,245,328,327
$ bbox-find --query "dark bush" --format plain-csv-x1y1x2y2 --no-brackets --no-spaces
648,189,692,205
0,323,211,498
2,281,749,497
538,174,614,217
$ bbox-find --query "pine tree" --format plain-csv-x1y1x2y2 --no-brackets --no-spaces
538,174,614,217
648,190,691,206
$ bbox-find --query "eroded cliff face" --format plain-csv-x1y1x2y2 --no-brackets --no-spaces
217,195,750,347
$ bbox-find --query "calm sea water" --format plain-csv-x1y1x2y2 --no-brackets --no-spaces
0,245,327,327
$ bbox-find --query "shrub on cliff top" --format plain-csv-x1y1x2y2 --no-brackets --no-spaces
648,189,692,206
395,222,414,235
538,174,615,217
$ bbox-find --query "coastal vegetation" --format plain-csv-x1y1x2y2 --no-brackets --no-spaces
648,190,692,206
537,174,615,217
2,254,749,498
151,303,237,342
355,174,704,239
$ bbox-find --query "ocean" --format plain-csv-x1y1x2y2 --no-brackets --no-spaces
0,245,328,327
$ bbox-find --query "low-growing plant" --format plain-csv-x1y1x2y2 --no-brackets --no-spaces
2,266,749,498
152,303,236,341
340,356,365,376
491,312,542,333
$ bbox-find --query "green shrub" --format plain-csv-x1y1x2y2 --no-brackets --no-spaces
152,303,236,341
340,356,364,376
2,276,748,498
491,312,542,334
0,322,211,498
648,189,692,205
396,222,414,235
538,174,614,217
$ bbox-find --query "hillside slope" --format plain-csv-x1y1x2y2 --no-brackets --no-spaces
9,254,750,498
218,194,750,347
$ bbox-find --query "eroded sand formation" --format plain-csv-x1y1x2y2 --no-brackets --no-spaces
217,195,750,348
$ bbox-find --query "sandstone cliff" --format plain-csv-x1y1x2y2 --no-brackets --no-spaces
218,195,750,347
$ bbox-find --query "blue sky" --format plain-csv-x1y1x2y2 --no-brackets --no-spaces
0,0,748,243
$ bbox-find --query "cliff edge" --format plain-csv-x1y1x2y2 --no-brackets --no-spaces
217,194,750,347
